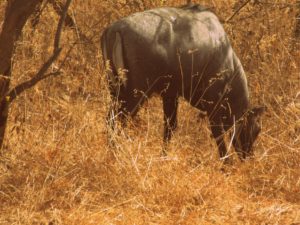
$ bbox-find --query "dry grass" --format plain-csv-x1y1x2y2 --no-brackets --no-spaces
0,0,299,224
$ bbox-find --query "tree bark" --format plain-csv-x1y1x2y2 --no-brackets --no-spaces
0,0,42,148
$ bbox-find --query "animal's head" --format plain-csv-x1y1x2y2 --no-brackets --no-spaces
233,106,266,159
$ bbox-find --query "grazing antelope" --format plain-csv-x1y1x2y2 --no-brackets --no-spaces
101,4,265,160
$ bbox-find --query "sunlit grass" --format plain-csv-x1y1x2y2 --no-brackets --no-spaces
0,0,299,224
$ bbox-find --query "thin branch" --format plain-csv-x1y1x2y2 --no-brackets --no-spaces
48,0,90,44
5,48,62,103
2,0,73,105
6,39,78,104
54,0,72,52
225,0,251,23
49,0,75,28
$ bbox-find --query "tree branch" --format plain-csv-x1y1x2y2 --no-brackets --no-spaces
49,0,76,28
2,0,73,105
226,0,251,23
54,0,72,52
5,48,62,103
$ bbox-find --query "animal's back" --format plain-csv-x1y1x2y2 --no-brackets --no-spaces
101,5,244,109
110,6,228,58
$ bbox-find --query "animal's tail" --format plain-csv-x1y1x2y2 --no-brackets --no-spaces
101,28,126,98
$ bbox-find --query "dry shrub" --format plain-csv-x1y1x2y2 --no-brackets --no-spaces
0,0,299,224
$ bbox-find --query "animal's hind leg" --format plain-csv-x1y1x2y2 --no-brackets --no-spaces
122,90,146,120
162,96,179,143
209,117,228,161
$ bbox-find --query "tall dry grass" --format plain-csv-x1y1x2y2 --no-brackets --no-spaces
0,0,299,224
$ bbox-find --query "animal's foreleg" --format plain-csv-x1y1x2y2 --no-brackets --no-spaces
209,119,228,161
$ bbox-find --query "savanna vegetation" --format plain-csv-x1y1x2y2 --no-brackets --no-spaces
0,0,299,224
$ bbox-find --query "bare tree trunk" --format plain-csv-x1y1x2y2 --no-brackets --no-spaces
0,0,42,148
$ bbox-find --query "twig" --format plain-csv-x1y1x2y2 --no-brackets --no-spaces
54,0,72,52
226,0,251,23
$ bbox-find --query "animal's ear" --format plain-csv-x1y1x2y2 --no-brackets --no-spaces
250,106,266,117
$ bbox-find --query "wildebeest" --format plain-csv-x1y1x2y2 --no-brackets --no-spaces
101,4,265,160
